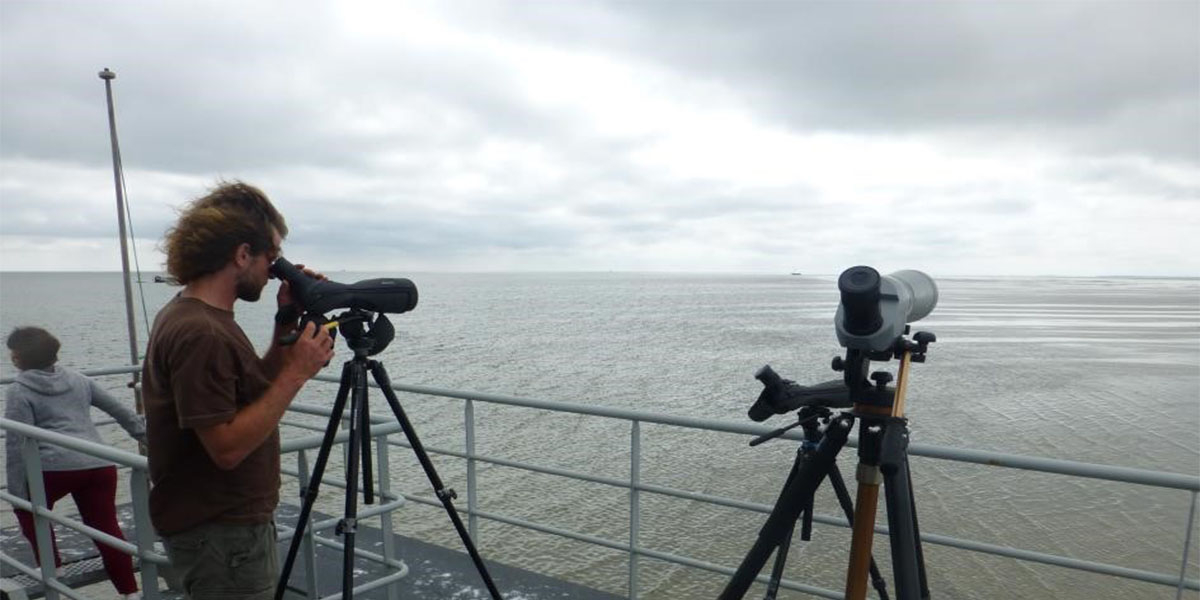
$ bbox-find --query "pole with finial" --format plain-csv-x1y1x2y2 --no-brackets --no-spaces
99,68,144,416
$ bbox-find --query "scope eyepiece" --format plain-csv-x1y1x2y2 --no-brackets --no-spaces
838,266,884,336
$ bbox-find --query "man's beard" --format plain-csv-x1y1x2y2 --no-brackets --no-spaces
236,273,265,302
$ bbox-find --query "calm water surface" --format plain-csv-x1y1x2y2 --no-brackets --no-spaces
1,272,1197,599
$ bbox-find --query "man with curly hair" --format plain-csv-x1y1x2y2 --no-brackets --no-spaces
142,181,335,599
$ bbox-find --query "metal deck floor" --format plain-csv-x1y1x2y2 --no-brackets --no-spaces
1,503,622,599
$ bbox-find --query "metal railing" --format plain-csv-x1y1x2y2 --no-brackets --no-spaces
306,372,1200,600
0,365,410,600
0,418,164,600
2,365,1198,600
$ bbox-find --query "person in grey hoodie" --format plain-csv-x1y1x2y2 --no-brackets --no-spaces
5,326,144,600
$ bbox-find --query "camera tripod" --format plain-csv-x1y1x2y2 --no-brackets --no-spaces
742,405,890,600
720,340,933,600
274,310,502,600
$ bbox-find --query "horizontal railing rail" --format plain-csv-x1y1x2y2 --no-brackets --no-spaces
0,418,166,600
0,367,410,600
2,365,1197,599
307,373,1200,598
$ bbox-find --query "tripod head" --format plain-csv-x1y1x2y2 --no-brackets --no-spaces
279,309,395,356
331,309,395,357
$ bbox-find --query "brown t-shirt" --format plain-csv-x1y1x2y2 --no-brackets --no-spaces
142,295,280,535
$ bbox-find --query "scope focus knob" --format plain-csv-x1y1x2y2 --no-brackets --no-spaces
831,356,845,372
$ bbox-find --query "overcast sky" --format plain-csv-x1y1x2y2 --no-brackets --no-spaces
1,1,1196,276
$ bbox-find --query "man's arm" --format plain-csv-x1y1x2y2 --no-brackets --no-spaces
195,321,334,470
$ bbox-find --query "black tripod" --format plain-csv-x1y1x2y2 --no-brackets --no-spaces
720,339,933,600
274,310,502,600
747,406,889,600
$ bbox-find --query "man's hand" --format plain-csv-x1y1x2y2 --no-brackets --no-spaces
281,321,336,381
276,263,327,312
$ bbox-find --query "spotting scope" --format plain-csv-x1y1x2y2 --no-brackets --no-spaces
834,266,937,353
269,257,418,316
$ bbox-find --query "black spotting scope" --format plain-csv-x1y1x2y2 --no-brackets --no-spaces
835,266,937,353
268,257,418,316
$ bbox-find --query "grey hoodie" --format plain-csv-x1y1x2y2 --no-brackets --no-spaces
4,366,146,499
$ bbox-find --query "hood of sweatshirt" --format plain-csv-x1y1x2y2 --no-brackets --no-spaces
14,367,73,396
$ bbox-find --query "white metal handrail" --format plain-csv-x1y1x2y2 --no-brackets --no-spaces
308,373,1200,599
0,418,164,600
0,404,409,600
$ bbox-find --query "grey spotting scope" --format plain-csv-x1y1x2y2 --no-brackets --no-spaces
834,266,938,354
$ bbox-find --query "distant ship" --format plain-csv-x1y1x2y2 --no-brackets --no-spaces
790,271,803,276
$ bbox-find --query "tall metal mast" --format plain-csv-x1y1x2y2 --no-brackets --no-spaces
99,68,143,413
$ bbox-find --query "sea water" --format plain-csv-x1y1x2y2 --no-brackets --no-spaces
1,271,1197,599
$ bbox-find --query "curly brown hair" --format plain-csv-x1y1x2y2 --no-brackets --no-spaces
7,326,60,370
162,181,288,284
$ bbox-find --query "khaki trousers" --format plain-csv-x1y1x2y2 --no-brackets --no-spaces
163,521,278,600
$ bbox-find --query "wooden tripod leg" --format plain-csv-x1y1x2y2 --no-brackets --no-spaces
846,350,914,600
844,464,882,600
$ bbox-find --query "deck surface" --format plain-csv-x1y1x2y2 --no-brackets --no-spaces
1,502,622,599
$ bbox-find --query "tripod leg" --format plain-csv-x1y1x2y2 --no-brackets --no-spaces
359,378,375,505
276,362,354,600
828,464,890,600
906,456,930,600
880,422,921,600
763,524,794,600
763,447,811,600
368,361,504,600
799,474,815,542
844,415,886,600
337,360,369,600
718,412,854,600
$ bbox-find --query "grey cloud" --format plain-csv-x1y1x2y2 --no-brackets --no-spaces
1,0,1195,276
456,1,1199,160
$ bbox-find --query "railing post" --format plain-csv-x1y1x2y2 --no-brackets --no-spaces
629,420,641,600
376,430,400,600
20,437,60,600
296,449,319,599
128,466,160,600
1177,490,1198,600
466,399,479,541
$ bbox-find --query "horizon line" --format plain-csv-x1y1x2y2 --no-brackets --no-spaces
0,269,1196,280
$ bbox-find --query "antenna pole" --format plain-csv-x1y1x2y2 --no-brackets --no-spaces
99,68,144,414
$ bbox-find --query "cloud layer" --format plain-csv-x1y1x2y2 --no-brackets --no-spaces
2,0,1197,275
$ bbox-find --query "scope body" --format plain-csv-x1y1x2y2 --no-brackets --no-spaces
269,257,418,315
834,266,937,353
